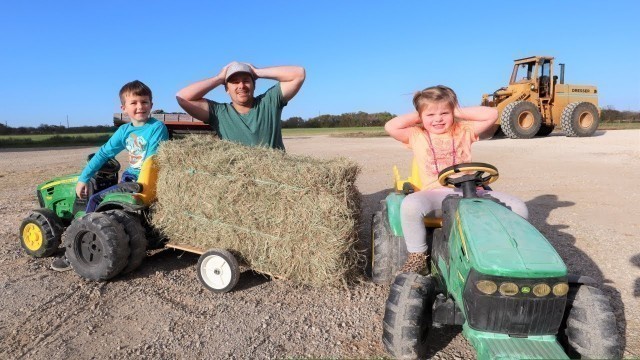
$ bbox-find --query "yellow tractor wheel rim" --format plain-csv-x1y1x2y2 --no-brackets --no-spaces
22,223,44,251
518,111,534,129
579,111,594,128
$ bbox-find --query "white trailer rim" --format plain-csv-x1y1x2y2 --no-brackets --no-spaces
200,254,233,289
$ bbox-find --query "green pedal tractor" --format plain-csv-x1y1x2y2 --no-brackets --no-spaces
19,154,157,281
19,153,242,293
371,162,621,359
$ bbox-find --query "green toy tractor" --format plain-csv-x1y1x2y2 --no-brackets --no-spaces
19,154,157,280
19,152,242,293
371,162,621,359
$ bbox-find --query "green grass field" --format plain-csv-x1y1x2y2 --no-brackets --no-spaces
0,133,112,148
282,127,387,137
1,122,638,148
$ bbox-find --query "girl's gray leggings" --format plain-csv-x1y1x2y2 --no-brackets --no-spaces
400,188,529,253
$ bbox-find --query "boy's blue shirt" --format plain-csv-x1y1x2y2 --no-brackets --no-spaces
79,117,169,183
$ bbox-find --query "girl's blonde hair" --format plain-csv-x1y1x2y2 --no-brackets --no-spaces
412,85,459,114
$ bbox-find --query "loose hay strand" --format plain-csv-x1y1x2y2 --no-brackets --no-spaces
151,135,362,287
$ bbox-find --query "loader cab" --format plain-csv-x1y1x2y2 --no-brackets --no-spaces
510,56,555,100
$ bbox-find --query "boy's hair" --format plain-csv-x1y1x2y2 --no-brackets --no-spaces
413,85,459,113
119,80,152,104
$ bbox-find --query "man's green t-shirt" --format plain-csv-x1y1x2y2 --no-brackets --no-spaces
207,83,287,150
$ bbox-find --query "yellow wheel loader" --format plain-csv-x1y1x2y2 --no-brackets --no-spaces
482,56,600,139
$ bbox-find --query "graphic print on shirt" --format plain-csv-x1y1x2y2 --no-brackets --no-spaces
126,133,148,169
426,134,457,175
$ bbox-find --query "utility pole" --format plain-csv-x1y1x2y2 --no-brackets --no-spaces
66,115,69,128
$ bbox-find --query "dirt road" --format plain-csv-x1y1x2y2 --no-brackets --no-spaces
1,129,638,359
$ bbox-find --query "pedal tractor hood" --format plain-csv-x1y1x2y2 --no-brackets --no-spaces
455,199,566,278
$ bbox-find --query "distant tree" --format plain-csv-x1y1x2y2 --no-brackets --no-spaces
152,109,165,114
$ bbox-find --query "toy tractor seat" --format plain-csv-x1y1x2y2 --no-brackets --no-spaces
394,160,444,228
114,155,159,206
92,156,159,213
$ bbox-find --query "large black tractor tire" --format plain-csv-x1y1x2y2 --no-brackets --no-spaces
63,212,130,281
371,201,408,284
559,284,622,359
104,210,148,274
19,209,64,257
536,123,555,137
500,101,543,139
561,102,600,137
383,273,435,359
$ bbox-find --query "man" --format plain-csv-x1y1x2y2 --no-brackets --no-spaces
176,62,305,150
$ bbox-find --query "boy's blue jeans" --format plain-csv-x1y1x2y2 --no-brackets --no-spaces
86,170,137,213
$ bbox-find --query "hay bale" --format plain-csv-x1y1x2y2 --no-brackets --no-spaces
151,135,362,287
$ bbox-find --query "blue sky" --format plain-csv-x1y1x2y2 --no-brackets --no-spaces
1,1,638,127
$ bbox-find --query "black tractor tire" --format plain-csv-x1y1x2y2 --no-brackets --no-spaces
383,273,436,359
63,212,130,281
104,210,148,274
559,284,622,359
371,201,408,285
561,102,600,137
536,123,555,137
19,209,64,258
500,101,543,139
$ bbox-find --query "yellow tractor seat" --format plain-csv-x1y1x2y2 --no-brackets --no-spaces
394,158,442,228
134,156,159,206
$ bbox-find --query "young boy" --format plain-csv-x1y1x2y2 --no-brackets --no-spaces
51,80,169,272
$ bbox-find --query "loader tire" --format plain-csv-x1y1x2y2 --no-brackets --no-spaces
561,102,600,137
383,273,435,359
64,212,130,281
559,284,622,359
500,101,542,139
104,210,147,274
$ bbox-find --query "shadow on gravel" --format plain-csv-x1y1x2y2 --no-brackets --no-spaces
630,254,640,298
119,249,196,281
118,248,273,291
527,194,627,352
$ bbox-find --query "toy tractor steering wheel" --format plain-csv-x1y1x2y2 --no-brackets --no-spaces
438,162,499,189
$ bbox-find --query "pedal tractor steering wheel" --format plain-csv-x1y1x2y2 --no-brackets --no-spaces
437,163,499,196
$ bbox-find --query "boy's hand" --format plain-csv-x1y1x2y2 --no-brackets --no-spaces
76,182,88,199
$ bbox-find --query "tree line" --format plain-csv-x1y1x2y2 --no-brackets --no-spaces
2,108,637,135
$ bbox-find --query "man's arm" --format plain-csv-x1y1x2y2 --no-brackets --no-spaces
250,65,306,102
175,64,231,122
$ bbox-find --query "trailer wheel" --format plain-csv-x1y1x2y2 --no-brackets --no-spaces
559,284,622,359
561,102,600,137
104,210,147,274
383,273,435,359
500,101,542,139
536,124,555,137
64,212,130,281
19,209,64,257
197,249,240,293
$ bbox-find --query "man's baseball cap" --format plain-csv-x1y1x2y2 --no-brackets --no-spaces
225,62,255,82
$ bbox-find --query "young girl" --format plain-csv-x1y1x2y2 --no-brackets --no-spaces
384,85,529,274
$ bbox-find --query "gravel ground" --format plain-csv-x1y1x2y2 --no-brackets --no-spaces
0,129,638,359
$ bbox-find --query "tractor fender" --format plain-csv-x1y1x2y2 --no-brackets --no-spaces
567,274,597,285
95,201,145,213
